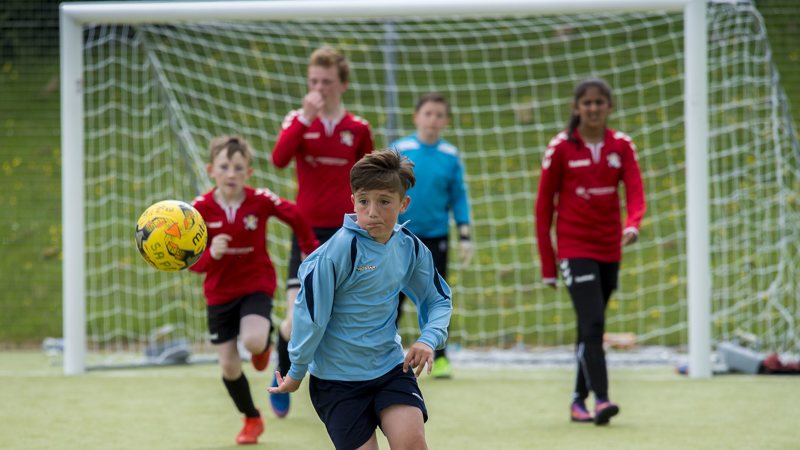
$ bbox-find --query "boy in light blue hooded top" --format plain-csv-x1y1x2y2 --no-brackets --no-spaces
269,149,452,450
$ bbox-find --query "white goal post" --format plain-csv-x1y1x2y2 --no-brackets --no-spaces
60,0,712,375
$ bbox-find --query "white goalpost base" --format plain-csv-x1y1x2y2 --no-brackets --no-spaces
61,0,799,378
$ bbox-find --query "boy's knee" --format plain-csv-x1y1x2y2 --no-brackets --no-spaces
241,340,260,354
241,332,268,354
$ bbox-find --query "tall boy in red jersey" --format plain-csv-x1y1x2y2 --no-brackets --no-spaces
271,46,374,417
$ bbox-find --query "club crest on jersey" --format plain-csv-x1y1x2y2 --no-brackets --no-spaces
607,153,621,168
340,130,354,147
243,214,258,230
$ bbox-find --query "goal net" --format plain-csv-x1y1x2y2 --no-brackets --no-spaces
63,0,800,370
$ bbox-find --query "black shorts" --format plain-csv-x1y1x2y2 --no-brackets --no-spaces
206,292,273,344
420,235,448,279
287,227,339,289
309,364,428,450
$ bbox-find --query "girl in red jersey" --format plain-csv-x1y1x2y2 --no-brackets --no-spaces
535,78,646,426
190,135,318,444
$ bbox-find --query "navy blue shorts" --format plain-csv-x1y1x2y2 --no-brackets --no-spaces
206,292,272,344
309,364,428,450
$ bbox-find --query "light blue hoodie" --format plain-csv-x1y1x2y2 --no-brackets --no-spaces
288,213,452,381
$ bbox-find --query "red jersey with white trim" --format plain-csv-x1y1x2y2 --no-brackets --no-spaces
272,109,374,228
535,128,646,281
190,186,319,305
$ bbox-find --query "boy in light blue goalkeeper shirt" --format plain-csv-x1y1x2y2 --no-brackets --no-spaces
392,92,473,378
269,149,452,450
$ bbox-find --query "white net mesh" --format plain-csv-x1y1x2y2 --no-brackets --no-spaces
78,1,800,366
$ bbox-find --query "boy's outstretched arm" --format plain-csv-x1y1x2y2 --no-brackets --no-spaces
268,371,302,394
403,341,434,377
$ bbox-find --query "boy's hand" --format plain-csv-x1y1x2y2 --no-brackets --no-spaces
209,234,232,260
268,371,302,393
302,91,325,122
622,230,639,246
403,342,434,377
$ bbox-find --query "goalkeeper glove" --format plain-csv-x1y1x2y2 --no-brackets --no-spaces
458,224,474,269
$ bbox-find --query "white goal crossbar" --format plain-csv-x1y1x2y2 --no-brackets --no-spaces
60,0,710,376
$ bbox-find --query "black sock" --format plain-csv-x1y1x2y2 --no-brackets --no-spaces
223,373,259,418
259,321,273,355
277,331,290,378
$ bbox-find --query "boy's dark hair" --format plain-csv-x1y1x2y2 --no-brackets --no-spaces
415,92,450,116
566,77,613,142
208,135,253,165
350,150,415,196
309,46,350,84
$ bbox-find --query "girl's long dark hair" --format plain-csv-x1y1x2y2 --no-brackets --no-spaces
566,78,613,142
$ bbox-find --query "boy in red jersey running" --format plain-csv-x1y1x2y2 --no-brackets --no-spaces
535,78,645,426
271,46,374,417
191,135,318,444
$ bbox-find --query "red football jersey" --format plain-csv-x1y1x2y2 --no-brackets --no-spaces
535,128,646,281
190,186,319,305
272,109,373,228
